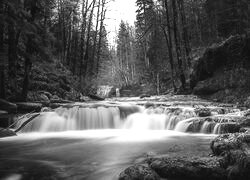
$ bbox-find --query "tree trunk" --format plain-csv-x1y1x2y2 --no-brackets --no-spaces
96,1,106,74
0,1,5,99
83,0,96,79
177,0,191,67
163,0,177,91
171,0,186,90
91,0,101,77
8,6,19,95
22,54,32,101
79,0,88,84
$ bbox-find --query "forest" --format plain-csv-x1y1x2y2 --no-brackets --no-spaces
0,0,250,102
1,1,250,180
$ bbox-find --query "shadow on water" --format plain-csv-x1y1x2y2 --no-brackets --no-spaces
0,130,215,180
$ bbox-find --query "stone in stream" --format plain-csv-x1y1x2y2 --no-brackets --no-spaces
0,128,16,138
149,156,227,180
210,133,250,180
119,164,160,180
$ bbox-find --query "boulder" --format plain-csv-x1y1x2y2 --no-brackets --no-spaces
244,97,250,108
210,133,249,156
41,107,52,112
195,108,212,117
149,156,227,180
16,102,42,113
27,91,50,102
119,164,160,180
0,99,17,113
0,128,16,138
210,133,250,180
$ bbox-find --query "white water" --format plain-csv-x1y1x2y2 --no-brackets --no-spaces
16,104,200,133
15,102,242,134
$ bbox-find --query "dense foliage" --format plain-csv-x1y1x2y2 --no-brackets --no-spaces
0,0,250,100
0,0,110,101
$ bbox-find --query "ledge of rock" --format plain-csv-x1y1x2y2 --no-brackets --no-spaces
149,156,227,180
119,164,160,180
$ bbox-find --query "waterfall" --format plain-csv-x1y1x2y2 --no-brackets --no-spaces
15,103,242,135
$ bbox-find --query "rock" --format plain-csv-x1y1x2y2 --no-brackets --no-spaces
239,118,250,127
38,91,52,99
0,128,16,138
51,95,60,101
49,103,63,109
41,107,52,112
210,133,249,156
88,94,105,101
0,99,17,113
244,97,250,108
140,94,151,99
27,91,50,103
239,127,250,133
16,102,42,113
149,156,227,180
50,99,72,104
119,164,160,180
195,108,212,117
210,133,250,180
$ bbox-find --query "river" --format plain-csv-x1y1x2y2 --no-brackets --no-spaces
0,96,232,180
0,130,215,180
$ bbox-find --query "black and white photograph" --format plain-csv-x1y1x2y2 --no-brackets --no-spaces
0,0,250,179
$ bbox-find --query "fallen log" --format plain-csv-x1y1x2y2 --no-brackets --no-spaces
0,99,17,113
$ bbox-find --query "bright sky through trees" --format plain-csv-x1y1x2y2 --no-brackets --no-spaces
106,0,137,44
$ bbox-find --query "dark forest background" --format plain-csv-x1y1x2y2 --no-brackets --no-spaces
0,0,250,102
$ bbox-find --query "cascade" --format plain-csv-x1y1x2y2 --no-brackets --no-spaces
15,102,242,134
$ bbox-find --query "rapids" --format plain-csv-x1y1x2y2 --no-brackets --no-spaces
0,95,244,180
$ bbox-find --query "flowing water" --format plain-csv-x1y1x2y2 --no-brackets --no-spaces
0,96,242,180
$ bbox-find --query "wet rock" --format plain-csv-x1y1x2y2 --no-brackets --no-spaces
0,99,17,113
149,156,227,180
239,118,250,127
41,107,52,112
16,102,42,113
140,94,151,99
88,94,105,101
195,108,212,117
0,128,16,138
210,133,250,156
239,127,250,133
119,164,160,180
244,97,250,108
27,91,50,102
211,133,250,180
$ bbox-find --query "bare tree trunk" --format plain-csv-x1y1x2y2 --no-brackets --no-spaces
163,0,177,91
79,0,88,84
8,5,20,96
91,0,101,77
83,0,96,79
171,0,186,90
0,1,5,99
96,0,106,74
177,0,191,67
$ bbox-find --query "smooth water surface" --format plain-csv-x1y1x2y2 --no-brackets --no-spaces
0,130,215,180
